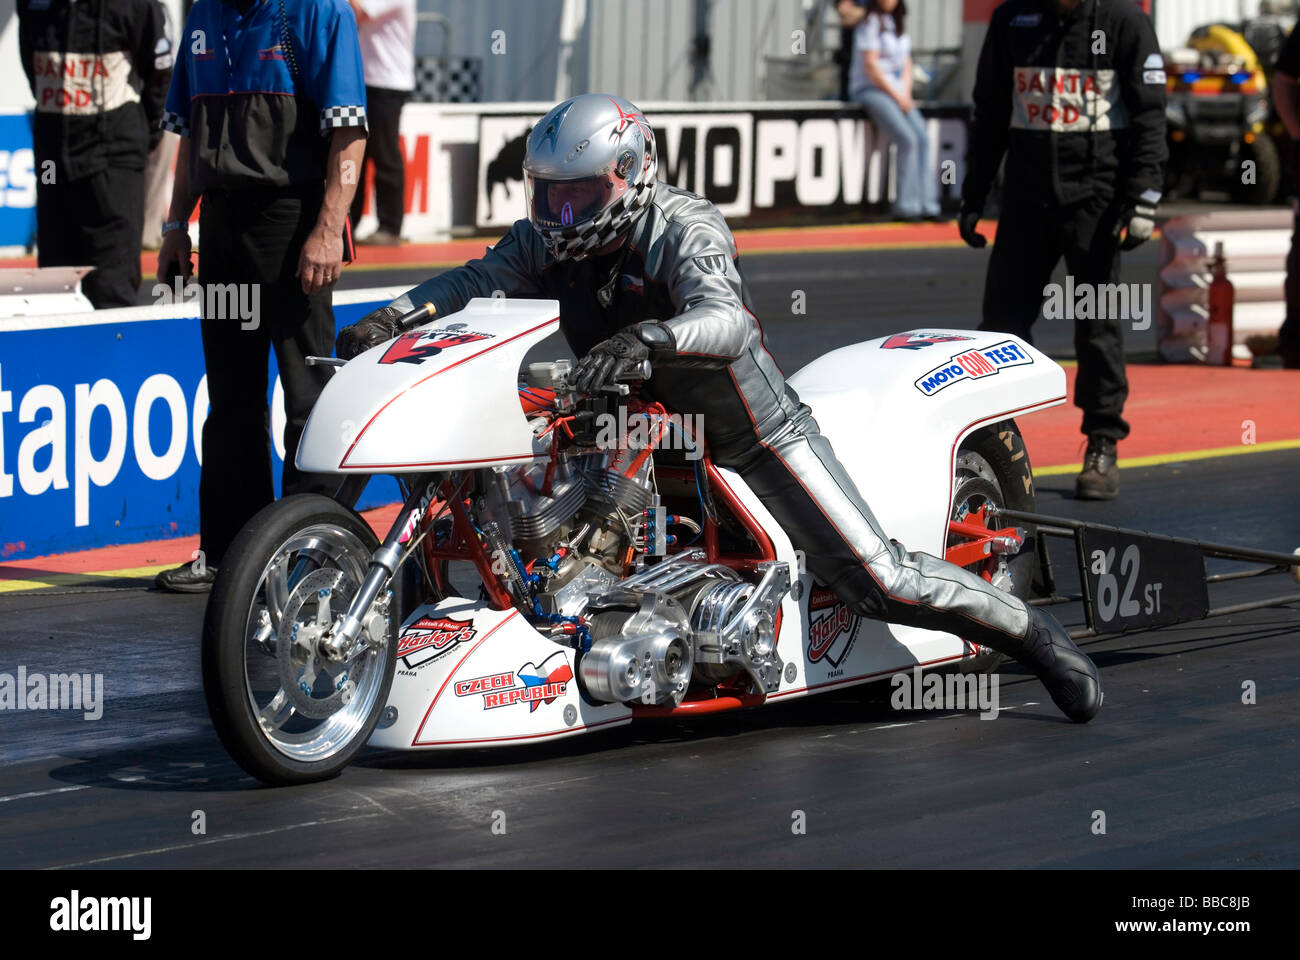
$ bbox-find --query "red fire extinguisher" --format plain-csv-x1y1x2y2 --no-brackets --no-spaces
1207,241,1235,366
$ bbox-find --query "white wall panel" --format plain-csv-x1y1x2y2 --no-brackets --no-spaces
1154,0,1263,49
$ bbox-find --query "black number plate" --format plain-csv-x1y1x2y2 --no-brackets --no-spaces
1079,529,1209,632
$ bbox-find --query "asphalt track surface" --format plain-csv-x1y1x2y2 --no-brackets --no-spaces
3,242,1299,869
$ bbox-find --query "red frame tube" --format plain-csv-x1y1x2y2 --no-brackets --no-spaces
943,505,1023,580
423,478,515,611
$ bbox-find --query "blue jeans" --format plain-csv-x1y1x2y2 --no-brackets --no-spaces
853,87,940,218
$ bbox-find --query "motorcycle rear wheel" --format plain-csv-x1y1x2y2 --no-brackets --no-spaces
202,494,397,786
950,420,1037,674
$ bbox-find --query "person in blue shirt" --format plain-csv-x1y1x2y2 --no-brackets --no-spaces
152,0,368,592
847,0,942,221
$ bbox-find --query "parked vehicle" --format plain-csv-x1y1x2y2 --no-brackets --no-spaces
1164,24,1282,204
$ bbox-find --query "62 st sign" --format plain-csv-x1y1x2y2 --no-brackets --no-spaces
1080,528,1209,632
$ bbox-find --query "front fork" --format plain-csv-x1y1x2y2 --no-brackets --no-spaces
318,474,439,663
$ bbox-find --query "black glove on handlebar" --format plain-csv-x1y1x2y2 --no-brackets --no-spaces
336,304,406,360
571,321,676,394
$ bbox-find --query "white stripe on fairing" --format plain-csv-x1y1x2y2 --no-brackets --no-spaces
0,288,408,331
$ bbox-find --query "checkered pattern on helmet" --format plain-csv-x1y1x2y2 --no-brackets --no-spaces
539,126,659,261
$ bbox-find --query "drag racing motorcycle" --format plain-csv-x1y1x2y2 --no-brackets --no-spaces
198,298,1072,785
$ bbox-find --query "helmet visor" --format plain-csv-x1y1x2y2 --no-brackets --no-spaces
526,173,624,231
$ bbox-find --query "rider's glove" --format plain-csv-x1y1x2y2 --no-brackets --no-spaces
958,204,987,249
1115,200,1158,251
335,304,406,360
571,321,676,394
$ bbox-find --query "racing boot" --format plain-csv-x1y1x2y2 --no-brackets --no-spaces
995,605,1103,723
1075,435,1119,501
153,562,217,593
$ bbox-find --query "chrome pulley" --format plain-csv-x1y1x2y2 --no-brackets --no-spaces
690,561,789,694
580,589,695,706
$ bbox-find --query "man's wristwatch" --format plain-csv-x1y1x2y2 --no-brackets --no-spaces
162,220,187,236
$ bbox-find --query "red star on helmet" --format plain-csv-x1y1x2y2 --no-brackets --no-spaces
608,97,652,143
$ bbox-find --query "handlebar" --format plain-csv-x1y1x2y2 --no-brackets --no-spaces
601,358,652,395
396,302,437,329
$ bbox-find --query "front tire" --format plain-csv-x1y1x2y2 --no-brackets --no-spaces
202,494,397,786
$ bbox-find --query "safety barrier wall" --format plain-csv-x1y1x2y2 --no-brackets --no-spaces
1157,209,1293,362
0,100,973,249
0,288,410,562
0,110,36,256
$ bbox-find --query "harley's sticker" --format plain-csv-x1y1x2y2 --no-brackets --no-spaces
379,322,494,365
397,616,476,669
807,585,859,669
880,333,975,351
914,339,1033,396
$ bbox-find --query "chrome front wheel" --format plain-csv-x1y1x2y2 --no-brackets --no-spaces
203,495,397,785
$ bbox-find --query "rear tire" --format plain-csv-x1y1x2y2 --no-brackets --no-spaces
202,494,397,786
950,420,1037,674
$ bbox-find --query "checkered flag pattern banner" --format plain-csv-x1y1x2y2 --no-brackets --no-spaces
412,57,482,103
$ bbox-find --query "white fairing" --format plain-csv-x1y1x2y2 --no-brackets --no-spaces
365,325,1066,749
371,600,632,749
296,298,561,473
715,469,1007,703
789,329,1065,556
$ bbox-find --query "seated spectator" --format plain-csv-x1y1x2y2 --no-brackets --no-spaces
848,0,942,221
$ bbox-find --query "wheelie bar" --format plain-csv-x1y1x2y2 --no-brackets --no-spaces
319,475,439,661
985,504,1300,639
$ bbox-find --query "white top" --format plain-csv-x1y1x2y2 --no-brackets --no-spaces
849,12,912,97
355,0,417,92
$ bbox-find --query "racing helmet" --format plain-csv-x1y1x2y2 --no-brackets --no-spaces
522,93,658,261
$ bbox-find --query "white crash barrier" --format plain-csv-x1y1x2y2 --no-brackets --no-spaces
1157,209,1292,362
0,266,93,316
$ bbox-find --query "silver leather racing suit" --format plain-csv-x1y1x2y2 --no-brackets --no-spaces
386,181,1031,647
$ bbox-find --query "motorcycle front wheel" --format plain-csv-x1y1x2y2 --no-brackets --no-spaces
202,494,397,786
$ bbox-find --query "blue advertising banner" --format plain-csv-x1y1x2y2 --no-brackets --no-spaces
0,111,37,250
0,291,404,561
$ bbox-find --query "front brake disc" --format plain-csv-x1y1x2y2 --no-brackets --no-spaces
277,568,360,719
